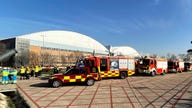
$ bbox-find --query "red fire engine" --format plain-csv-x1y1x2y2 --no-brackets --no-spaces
184,61,192,72
49,56,135,87
137,57,168,76
168,60,184,73
84,56,135,79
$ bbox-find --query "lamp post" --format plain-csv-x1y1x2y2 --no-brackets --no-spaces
41,34,45,66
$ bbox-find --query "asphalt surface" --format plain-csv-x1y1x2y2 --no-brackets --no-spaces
1,72,192,108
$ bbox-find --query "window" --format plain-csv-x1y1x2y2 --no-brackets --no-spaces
91,67,98,73
150,60,153,65
100,59,107,71
65,69,80,75
80,69,87,74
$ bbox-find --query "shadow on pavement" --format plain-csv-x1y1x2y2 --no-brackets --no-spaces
62,82,87,87
175,98,192,108
177,103,192,108
30,82,86,88
133,86,148,90
178,99,192,101
30,83,50,88
39,76,50,80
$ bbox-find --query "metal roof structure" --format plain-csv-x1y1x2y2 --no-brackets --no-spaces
110,46,140,57
17,30,108,54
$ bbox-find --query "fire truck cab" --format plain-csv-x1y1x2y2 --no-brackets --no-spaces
137,57,168,76
84,56,135,79
49,66,101,88
168,60,184,73
184,61,192,72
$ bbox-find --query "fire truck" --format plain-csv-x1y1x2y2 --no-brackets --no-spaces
49,66,101,87
49,56,135,87
137,57,168,76
84,56,135,79
184,61,192,72
168,60,184,73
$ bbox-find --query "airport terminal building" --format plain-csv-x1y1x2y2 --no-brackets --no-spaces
0,30,109,67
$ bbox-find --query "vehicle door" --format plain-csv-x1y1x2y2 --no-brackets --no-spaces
64,69,83,83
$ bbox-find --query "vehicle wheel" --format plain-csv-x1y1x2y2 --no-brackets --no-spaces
161,71,165,75
52,80,62,88
179,69,182,73
120,72,127,79
86,78,95,86
151,71,155,76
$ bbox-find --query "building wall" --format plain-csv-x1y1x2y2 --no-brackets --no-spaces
0,35,107,67
29,45,92,66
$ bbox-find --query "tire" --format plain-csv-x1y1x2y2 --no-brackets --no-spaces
52,80,62,88
179,69,182,73
86,78,95,86
120,72,127,79
161,71,165,75
151,71,155,76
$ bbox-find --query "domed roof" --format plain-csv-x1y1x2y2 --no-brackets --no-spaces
110,46,140,57
17,30,108,54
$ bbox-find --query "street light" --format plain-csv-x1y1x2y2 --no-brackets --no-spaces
41,34,45,66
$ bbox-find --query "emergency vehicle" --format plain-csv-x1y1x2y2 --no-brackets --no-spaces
184,61,192,71
137,57,168,76
49,56,135,87
49,66,101,88
84,56,135,79
168,60,184,73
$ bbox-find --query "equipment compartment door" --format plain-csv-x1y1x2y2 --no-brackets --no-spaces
128,59,135,71
119,59,128,69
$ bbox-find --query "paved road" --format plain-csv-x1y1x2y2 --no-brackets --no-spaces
12,72,192,108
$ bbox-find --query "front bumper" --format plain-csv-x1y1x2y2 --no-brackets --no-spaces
168,69,176,72
138,69,150,74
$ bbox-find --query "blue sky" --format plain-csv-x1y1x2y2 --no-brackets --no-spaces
0,0,191,56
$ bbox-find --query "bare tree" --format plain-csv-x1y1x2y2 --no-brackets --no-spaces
167,54,177,60
61,55,67,66
42,52,55,66
183,54,191,61
15,50,30,66
30,51,40,66
68,53,75,64
167,53,171,59
67,51,84,65
160,56,166,58
151,54,157,58
74,51,84,61
178,54,186,60
187,49,192,54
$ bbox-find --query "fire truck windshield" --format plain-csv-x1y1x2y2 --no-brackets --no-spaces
64,68,72,74
139,59,150,65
